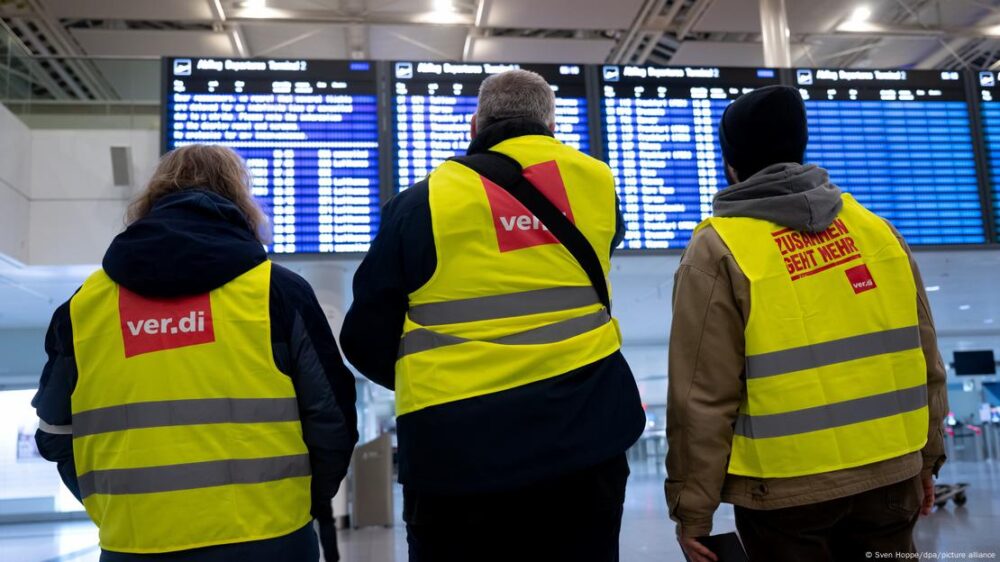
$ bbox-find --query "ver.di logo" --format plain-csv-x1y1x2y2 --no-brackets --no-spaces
845,264,878,294
481,160,575,253
118,288,215,358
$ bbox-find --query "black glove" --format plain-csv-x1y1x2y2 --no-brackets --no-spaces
317,516,339,562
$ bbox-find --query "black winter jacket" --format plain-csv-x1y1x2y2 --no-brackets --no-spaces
32,190,358,560
340,119,645,500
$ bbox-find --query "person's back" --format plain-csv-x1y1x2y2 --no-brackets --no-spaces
341,70,645,561
666,86,949,562
33,145,358,561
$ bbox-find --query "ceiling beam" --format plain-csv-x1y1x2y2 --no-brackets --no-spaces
833,20,1000,39
345,24,368,60
206,0,249,57
635,0,684,64
342,0,368,60
0,6,474,26
382,27,457,60
759,0,791,67
914,4,1000,69
811,42,882,63
252,27,324,57
676,0,715,40
463,0,487,62
219,7,475,27
644,27,1000,41
0,6,623,32
0,19,71,100
14,0,119,99
0,10,621,50
608,0,667,64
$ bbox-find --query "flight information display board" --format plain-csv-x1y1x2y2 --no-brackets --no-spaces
599,65,781,249
975,70,1000,239
162,57,380,253
391,61,590,192
794,68,984,245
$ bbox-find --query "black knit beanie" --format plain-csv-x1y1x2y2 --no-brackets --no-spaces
718,85,808,181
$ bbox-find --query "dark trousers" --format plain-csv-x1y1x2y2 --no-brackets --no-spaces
404,454,629,562
735,475,923,562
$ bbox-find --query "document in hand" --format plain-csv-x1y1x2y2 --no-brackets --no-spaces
683,533,748,562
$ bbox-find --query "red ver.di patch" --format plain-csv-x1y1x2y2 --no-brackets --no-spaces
482,160,575,253
845,264,878,294
119,287,215,358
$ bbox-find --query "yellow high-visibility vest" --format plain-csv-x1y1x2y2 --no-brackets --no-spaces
395,135,623,416
69,261,311,553
697,194,928,478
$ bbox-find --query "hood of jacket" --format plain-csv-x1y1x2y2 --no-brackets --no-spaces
712,163,843,233
102,189,267,298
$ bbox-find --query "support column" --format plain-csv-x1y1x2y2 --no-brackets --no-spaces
759,0,792,67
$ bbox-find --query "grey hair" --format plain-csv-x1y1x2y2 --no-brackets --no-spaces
475,69,556,131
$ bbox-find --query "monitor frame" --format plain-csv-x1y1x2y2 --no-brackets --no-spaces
158,59,1000,257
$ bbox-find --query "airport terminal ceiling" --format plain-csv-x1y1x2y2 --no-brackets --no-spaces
6,0,1000,109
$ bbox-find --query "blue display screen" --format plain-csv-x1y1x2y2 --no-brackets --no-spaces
391,62,590,193
796,69,984,245
599,66,781,249
163,58,380,254
977,70,1000,238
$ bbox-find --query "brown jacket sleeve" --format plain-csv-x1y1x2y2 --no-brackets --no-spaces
889,225,948,476
665,227,747,537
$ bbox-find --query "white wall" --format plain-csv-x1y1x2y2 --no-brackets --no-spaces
0,105,32,263
0,101,161,266
28,128,159,265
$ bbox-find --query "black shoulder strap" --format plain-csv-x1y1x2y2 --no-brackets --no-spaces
451,151,611,312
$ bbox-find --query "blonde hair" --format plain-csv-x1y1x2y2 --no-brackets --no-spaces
127,144,269,243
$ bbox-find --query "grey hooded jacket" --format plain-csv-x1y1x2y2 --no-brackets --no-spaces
713,163,843,232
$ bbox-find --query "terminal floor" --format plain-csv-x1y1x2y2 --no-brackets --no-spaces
3,460,998,561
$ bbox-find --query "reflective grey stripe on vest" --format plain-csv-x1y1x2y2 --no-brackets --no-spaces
77,453,310,499
399,309,612,358
745,326,921,380
72,398,300,438
734,385,927,439
408,286,600,326
38,420,73,435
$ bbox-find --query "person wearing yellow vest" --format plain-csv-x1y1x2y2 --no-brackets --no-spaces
666,85,949,562
32,145,358,561
341,69,645,561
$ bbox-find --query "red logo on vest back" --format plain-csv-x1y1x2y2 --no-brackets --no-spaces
119,288,215,358
845,264,878,294
482,160,575,253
